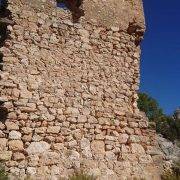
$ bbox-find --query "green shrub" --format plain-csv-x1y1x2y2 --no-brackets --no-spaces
69,171,96,180
0,165,8,180
161,171,180,180
162,159,180,180
138,92,180,141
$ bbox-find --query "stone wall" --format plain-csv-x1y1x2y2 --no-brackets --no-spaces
0,0,160,179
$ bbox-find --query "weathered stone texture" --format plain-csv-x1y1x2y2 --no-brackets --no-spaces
0,0,160,179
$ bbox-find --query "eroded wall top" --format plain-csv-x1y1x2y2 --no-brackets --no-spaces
8,0,145,30
83,0,145,30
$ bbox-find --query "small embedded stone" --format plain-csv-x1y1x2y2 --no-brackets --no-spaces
8,140,24,151
9,131,22,140
35,127,47,134
27,167,36,175
111,26,120,32
80,138,90,150
131,143,145,154
129,135,140,143
105,136,116,141
64,107,79,115
68,140,77,148
139,155,153,164
47,126,60,134
91,141,105,158
0,138,8,151
26,141,50,155
0,151,12,161
77,115,87,123
118,134,129,144
5,121,19,130
13,152,25,161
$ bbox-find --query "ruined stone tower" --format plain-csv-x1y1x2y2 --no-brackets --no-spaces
0,0,160,179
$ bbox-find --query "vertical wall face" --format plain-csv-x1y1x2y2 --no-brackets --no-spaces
0,0,160,179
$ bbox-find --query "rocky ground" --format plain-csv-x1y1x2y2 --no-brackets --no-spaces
154,135,180,172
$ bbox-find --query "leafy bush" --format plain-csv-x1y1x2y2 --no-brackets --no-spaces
161,165,180,180
69,171,96,180
138,92,180,141
0,165,8,180
156,116,180,141
137,93,164,121
161,173,180,180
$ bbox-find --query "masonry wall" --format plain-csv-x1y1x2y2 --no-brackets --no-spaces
0,0,160,179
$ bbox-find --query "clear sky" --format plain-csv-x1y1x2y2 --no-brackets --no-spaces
140,0,180,115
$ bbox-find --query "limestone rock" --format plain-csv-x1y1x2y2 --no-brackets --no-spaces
26,141,50,155
68,140,77,148
158,136,175,156
77,115,87,123
80,138,91,149
139,155,153,164
8,140,24,151
0,122,5,130
129,135,141,143
35,127,47,134
105,151,116,161
28,155,39,167
91,141,105,159
80,138,92,158
118,134,129,144
5,122,19,130
13,152,25,161
39,152,60,165
27,167,37,175
131,143,145,154
47,126,60,134
157,135,180,163
52,143,66,152
0,138,8,150
0,151,12,161
64,107,79,115
111,26,119,32
9,131,22,140
68,150,80,168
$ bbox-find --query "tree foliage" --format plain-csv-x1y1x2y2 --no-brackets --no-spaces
0,165,8,180
138,92,180,141
69,171,96,180
137,93,163,121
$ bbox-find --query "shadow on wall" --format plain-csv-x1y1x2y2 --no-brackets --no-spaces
56,0,84,23
0,102,8,123
0,0,13,69
0,0,13,122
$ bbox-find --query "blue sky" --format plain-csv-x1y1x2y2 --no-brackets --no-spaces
140,0,180,115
